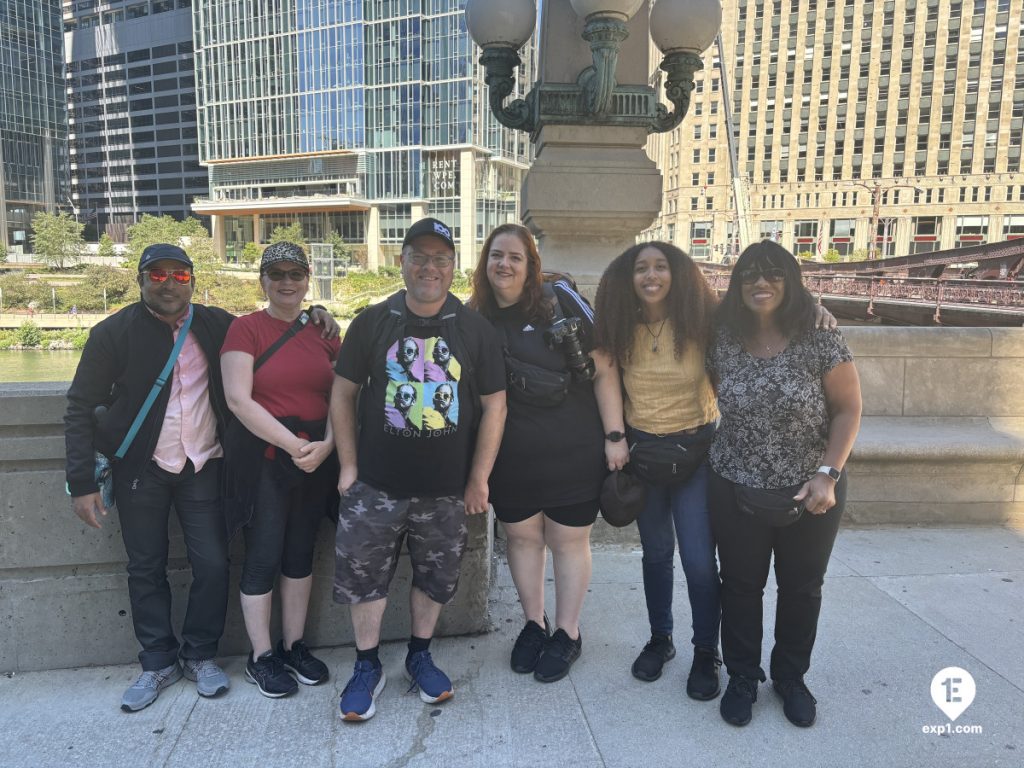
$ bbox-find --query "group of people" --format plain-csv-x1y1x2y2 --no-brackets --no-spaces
64,216,861,729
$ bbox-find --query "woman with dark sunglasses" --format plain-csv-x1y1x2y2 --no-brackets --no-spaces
593,241,839,705
707,240,861,728
220,241,340,698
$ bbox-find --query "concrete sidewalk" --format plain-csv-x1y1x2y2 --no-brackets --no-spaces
1,526,1022,768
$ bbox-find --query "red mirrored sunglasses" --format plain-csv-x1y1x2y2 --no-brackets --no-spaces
144,268,192,285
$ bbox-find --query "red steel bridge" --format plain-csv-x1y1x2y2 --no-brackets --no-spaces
701,238,1024,326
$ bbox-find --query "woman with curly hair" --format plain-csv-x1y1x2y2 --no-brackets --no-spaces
593,241,725,700
469,224,628,683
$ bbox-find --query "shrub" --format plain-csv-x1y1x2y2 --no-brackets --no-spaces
823,248,842,263
16,321,42,348
0,273,50,308
797,251,815,261
0,330,17,349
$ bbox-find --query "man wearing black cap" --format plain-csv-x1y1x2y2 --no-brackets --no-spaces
331,217,507,721
64,242,336,711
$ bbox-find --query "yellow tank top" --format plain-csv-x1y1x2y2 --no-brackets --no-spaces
621,323,719,434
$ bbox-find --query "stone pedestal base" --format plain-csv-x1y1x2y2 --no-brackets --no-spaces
522,126,662,291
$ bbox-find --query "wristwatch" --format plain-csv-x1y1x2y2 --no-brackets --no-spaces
817,465,841,481
605,430,625,442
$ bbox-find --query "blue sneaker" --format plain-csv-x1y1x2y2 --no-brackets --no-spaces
404,650,454,704
339,660,386,722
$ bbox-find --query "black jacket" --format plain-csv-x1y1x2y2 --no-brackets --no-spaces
64,302,235,496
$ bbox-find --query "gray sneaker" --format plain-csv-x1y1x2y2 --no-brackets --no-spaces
121,663,183,712
182,658,230,698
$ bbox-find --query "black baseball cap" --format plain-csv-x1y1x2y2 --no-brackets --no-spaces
138,243,193,272
403,217,455,251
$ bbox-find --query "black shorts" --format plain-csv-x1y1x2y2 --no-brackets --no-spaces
492,499,599,528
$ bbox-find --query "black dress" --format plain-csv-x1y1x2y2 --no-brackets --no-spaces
487,284,606,509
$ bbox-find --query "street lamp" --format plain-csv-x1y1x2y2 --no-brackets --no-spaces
849,180,925,260
466,0,722,135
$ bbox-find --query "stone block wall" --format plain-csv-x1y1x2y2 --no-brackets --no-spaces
0,384,492,673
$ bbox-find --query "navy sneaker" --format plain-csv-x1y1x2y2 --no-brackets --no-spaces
404,650,454,704
339,659,386,722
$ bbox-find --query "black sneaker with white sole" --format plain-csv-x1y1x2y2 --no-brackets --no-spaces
245,650,298,698
277,639,329,685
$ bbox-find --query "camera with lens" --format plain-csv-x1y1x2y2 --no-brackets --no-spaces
544,316,596,382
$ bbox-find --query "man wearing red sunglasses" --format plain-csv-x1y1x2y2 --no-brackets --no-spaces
64,242,338,712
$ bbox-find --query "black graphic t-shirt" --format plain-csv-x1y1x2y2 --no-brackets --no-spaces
335,294,505,497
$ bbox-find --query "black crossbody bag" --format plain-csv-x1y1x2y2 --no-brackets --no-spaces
733,483,806,527
629,431,713,486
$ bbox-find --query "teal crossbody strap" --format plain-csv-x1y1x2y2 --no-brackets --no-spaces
113,304,194,459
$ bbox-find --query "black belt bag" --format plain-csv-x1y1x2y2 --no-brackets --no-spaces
629,432,712,486
734,483,805,527
504,352,569,407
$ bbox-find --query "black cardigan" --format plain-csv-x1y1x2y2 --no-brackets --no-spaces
64,302,235,497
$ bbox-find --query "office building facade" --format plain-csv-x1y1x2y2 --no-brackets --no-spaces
192,0,532,268
64,0,205,240
647,0,1024,261
1,1,67,255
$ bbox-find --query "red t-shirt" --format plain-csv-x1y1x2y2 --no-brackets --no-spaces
221,310,340,421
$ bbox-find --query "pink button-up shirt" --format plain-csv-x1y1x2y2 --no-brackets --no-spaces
152,310,223,474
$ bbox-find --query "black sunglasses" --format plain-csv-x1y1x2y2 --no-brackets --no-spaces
738,267,786,284
264,269,308,282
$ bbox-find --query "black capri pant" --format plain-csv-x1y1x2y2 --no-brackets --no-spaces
240,460,329,595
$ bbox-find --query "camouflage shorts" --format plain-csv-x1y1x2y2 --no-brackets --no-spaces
333,480,468,605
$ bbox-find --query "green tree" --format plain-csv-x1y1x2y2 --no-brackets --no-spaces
241,242,261,267
97,233,118,260
823,248,842,263
268,222,306,248
30,212,85,269
125,215,219,279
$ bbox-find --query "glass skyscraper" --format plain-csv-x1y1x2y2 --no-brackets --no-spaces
0,0,67,255
192,0,532,267
64,0,206,241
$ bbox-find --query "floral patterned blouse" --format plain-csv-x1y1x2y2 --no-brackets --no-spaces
707,326,853,488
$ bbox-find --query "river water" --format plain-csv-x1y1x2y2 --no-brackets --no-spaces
0,350,83,383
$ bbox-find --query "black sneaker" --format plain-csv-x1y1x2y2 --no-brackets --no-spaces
245,650,298,698
686,646,722,700
631,634,675,682
510,618,550,674
278,639,329,686
533,628,582,683
720,675,759,726
773,678,817,727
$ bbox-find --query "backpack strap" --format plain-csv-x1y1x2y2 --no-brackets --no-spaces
253,311,309,372
114,304,193,459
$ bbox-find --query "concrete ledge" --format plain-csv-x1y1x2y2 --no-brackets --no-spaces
0,382,494,674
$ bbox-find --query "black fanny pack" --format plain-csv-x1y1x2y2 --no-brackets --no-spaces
734,483,805,527
504,352,570,407
629,432,712,486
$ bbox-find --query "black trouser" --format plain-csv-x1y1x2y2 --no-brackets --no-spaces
239,459,326,595
114,459,229,671
708,469,846,683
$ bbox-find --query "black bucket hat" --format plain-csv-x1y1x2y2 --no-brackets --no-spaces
599,469,647,528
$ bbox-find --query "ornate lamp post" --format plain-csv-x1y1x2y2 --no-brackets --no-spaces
465,0,723,283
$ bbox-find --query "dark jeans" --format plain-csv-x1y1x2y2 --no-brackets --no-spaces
240,460,326,595
708,468,846,682
114,459,228,670
631,424,721,649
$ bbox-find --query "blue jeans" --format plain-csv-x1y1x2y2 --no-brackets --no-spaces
632,425,721,649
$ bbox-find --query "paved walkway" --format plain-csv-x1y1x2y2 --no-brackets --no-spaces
1,526,1022,768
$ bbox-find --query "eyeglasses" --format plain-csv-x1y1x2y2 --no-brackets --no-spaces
144,268,192,285
407,251,455,269
738,267,786,284
264,269,308,282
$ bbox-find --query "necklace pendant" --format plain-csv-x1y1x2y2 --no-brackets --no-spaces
651,340,658,353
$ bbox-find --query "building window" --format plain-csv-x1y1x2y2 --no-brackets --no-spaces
955,215,989,247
